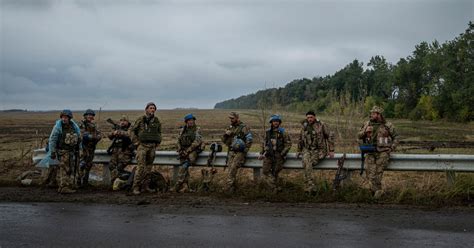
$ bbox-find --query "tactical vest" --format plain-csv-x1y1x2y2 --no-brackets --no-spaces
367,121,393,148
265,128,285,153
233,124,247,141
138,116,161,143
58,123,78,151
303,121,325,149
81,120,98,146
111,127,131,148
179,126,197,147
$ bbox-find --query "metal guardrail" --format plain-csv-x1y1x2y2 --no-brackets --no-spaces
33,149,474,172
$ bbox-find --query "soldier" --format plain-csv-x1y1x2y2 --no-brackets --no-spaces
47,109,81,194
221,112,253,193
78,109,102,187
108,115,134,183
297,110,335,194
358,106,398,199
258,114,292,192
130,102,162,195
172,113,203,193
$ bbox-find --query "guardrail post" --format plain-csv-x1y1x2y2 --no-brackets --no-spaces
173,165,180,183
102,163,111,186
446,170,456,187
253,168,261,181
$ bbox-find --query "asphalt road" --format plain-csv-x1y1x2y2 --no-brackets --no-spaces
0,202,473,247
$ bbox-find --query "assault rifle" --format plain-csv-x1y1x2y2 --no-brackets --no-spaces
332,153,347,190
200,142,222,192
106,118,133,155
265,132,277,177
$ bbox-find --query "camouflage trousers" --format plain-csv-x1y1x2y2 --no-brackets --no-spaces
225,151,246,192
132,143,156,191
109,148,132,182
262,153,285,190
57,149,76,192
174,150,198,191
78,146,96,186
365,151,390,193
302,149,325,192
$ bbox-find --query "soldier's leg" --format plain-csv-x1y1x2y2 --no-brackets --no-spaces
261,157,274,189
109,151,120,183
302,150,317,192
225,152,245,192
273,154,285,191
365,154,378,193
373,152,390,198
132,145,148,194
58,151,75,193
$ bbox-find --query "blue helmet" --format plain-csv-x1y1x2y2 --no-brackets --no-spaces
83,109,95,116
184,113,196,122
269,114,282,123
231,138,246,152
60,109,73,119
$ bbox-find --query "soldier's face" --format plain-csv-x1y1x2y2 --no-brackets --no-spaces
370,112,380,121
146,106,156,116
306,115,316,124
229,117,238,125
61,115,70,124
271,121,280,128
120,120,129,127
85,114,94,122
186,119,195,127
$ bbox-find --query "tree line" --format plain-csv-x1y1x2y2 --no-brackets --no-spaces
214,22,473,122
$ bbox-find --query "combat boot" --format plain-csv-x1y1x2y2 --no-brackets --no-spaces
373,190,384,199
59,187,76,194
132,186,141,195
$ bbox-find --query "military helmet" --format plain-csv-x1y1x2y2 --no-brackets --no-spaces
370,106,384,114
60,109,73,119
83,109,95,116
184,113,196,122
231,138,246,152
119,115,129,122
269,114,282,123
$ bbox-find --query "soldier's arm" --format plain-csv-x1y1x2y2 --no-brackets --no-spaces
323,124,335,152
243,126,253,152
357,122,368,140
221,127,232,146
188,127,203,152
130,118,141,145
281,132,292,156
388,123,399,151
260,132,266,155
297,128,304,153
156,119,162,145
48,122,61,154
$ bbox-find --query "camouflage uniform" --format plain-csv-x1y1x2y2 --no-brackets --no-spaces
358,106,398,196
298,119,335,192
173,125,203,192
78,119,102,186
131,115,162,193
222,119,253,192
260,127,291,191
48,114,81,193
108,123,133,183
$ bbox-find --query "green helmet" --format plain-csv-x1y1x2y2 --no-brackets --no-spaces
60,109,73,119
83,109,96,116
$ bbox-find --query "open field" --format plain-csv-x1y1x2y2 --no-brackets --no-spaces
0,109,473,206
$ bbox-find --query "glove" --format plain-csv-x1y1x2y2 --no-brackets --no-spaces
50,152,56,160
296,152,302,159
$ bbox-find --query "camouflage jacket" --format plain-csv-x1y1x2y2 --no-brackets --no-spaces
222,121,253,152
358,120,398,152
79,119,102,148
131,115,162,145
297,119,335,153
177,125,203,153
108,125,132,150
260,127,292,157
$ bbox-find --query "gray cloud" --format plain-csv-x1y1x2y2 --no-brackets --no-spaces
1,0,472,110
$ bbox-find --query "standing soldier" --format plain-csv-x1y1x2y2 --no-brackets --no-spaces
47,109,81,194
221,112,253,193
172,113,203,193
108,115,133,183
130,102,162,195
358,106,398,199
297,111,335,194
78,109,102,187
258,114,292,192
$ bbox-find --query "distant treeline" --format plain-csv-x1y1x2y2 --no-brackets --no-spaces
215,22,473,122
1,109,27,112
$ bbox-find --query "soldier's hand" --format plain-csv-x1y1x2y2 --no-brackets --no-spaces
258,154,265,160
225,130,232,136
50,152,56,160
328,152,335,158
296,152,302,159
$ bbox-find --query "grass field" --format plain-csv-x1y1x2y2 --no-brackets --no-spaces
0,109,473,206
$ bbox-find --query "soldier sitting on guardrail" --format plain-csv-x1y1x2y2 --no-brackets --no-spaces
358,106,398,199
107,115,134,184
171,113,204,193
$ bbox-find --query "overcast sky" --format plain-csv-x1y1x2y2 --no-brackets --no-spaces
0,0,472,110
